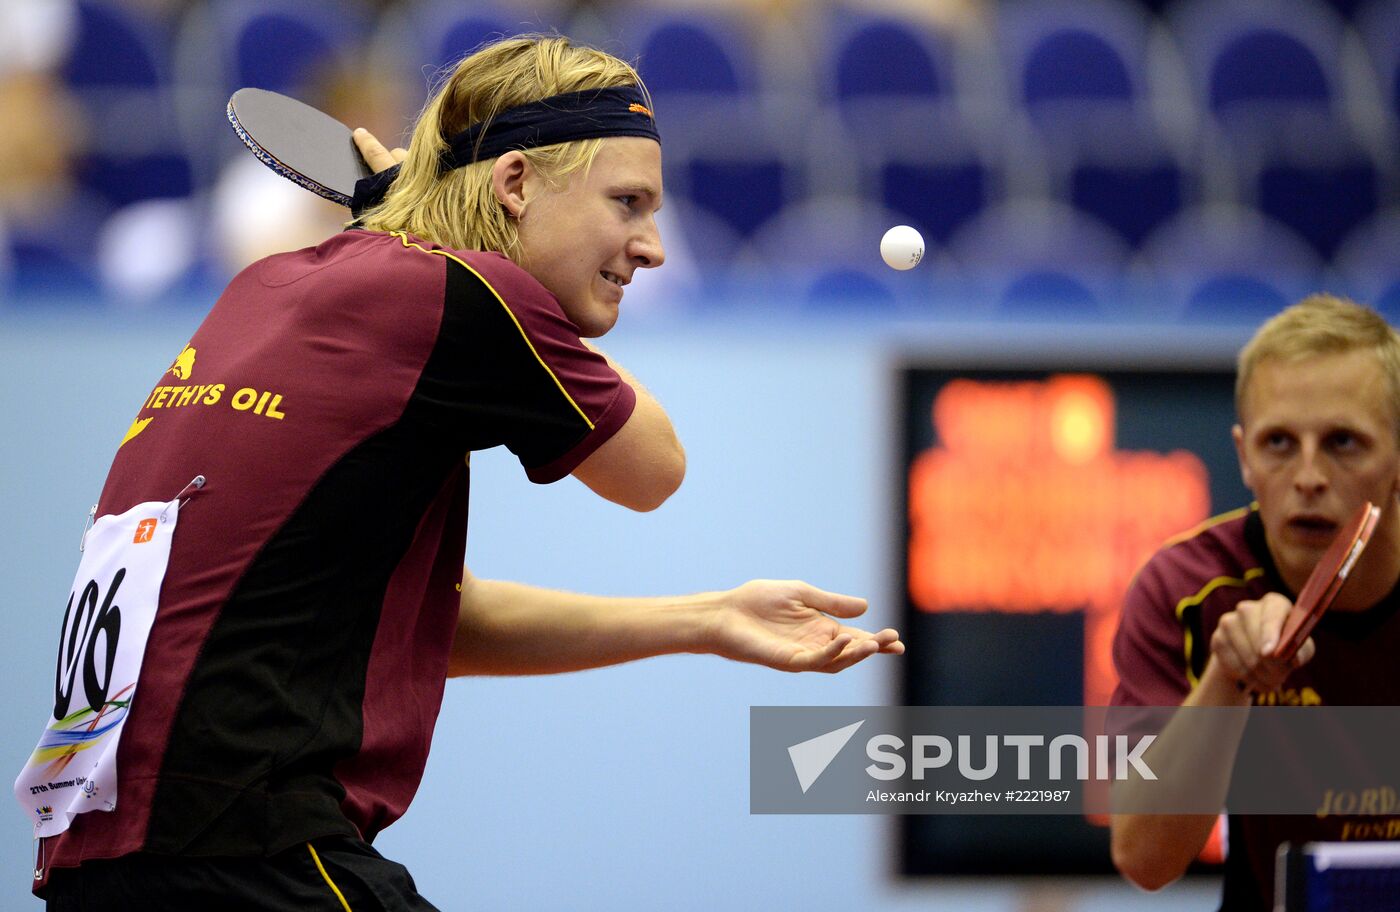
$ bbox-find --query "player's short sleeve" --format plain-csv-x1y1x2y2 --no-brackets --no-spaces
1112,554,1194,709
412,252,635,483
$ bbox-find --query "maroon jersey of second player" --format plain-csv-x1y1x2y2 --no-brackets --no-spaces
1112,505,1400,912
35,229,636,892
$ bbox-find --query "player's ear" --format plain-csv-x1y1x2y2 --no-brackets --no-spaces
491,151,530,217
1232,424,1255,491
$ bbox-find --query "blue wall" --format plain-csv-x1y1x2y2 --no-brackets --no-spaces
0,309,1227,910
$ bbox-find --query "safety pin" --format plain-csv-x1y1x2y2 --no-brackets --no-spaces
78,503,97,552
162,475,206,522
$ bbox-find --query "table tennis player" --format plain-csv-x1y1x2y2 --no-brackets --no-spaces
1109,294,1400,910
32,34,902,909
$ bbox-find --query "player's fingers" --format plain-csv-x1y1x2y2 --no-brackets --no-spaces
1293,637,1317,668
1219,615,1261,676
1211,631,1252,689
873,628,905,654
787,633,852,672
819,637,880,674
390,146,408,163
1245,598,1288,658
834,626,904,658
1257,595,1293,656
794,583,868,618
352,127,400,173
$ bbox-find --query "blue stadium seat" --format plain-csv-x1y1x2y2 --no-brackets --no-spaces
1169,0,1374,260
5,199,108,301
61,0,171,89
1257,159,1379,260
1138,204,1325,322
836,19,941,99
819,8,1002,246
1210,29,1331,111
997,0,1157,113
1185,275,1290,320
1070,157,1188,249
1170,0,1345,117
684,158,789,239
635,18,745,96
947,201,1130,319
825,98,999,247
72,153,194,210
600,7,758,103
731,197,943,311
236,7,364,95
186,0,370,98
372,1,531,78
8,237,103,300
1006,5,1141,106
825,8,952,102
879,159,990,248
430,10,520,70
58,2,195,225
1335,210,1400,322
998,0,1195,249
1024,29,1131,103
597,9,801,249
172,0,371,196
1357,0,1400,125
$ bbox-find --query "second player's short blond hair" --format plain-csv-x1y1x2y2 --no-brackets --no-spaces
1236,293,1400,432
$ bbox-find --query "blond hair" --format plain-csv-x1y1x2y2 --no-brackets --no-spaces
1236,293,1400,430
358,35,647,258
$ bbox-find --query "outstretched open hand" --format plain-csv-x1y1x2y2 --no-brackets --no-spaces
708,580,904,673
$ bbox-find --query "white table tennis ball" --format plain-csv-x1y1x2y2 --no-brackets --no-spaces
880,225,925,270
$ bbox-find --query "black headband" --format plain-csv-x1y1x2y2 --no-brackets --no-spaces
441,85,659,171
350,85,659,217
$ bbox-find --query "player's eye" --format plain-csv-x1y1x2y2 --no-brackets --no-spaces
1262,432,1293,452
1328,431,1360,453
616,195,638,208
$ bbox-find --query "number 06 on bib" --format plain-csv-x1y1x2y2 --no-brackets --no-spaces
13,498,180,838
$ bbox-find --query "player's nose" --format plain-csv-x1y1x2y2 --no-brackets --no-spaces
1293,443,1329,493
630,219,665,269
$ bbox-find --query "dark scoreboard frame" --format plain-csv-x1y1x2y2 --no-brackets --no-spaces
893,357,1249,876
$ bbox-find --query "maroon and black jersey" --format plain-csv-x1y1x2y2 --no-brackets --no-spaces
37,230,634,891
1112,505,1400,911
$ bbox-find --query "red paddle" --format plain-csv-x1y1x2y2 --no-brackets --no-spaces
1272,500,1381,663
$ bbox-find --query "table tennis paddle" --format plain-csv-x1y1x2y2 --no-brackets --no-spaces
226,88,371,207
1271,500,1381,663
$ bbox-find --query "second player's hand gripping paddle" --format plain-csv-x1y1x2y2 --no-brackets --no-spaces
227,88,371,207
1271,500,1382,663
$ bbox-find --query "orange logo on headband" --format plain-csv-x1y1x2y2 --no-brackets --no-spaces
628,103,654,118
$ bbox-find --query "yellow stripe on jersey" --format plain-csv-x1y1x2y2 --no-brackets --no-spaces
389,231,595,430
1161,503,1257,549
1175,567,1265,687
307,843,353,911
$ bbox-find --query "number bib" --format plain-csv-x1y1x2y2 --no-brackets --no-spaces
13,498,179,837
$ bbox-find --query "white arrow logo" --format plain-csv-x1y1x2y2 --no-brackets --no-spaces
787,720,865,793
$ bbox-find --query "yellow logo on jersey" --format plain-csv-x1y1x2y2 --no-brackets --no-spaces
168,346,196,379
119,342,289,451
119,417,153,448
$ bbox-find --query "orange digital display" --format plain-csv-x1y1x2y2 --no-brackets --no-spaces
906,374,1212,707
